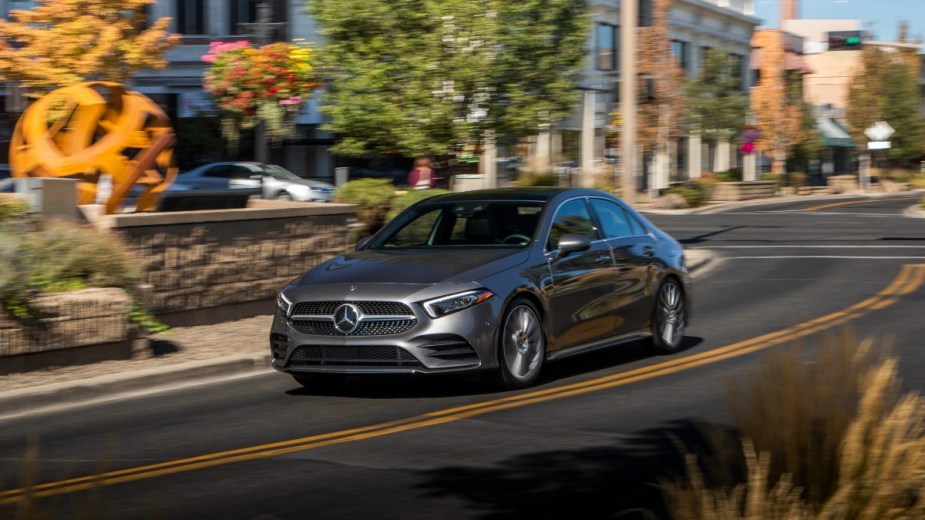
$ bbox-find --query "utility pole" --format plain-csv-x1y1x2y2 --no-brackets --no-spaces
620,0,637,205
238,2,287,164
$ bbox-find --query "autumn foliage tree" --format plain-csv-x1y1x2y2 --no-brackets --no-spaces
634,0,688,158
750,30,805,175
0,0,180,96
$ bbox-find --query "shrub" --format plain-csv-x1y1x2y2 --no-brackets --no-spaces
666,180,712,208
714,170,742,182
386,189,449,221
334,178,396,235
0,194,32,223
0,219,141,321
662,333,925,519
515,172,559,187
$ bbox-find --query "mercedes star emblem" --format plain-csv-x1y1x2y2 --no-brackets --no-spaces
333,304,361,334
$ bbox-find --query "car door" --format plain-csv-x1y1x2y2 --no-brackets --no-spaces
589,198,658,335
227,165,263,193
545,198,621,352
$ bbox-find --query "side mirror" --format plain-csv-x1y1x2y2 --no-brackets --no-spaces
555,233,591,259
356,236,372,250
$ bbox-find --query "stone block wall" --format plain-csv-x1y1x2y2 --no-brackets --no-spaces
99,202,355,316
710,181,777,202
0,288,132,366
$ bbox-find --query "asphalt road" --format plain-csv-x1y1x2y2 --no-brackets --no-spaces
1,194,923,519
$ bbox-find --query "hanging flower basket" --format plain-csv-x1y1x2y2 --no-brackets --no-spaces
202,40,320,143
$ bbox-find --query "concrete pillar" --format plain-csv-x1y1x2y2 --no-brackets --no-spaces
481,133,497,189
534,127,551,173
620,0,637,205
581,90,596,188
714,139,731,173
744,154,757,181
687,131,702,179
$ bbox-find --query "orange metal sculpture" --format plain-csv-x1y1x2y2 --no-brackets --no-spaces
9,81,178,214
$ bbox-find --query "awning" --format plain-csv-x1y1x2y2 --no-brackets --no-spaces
817,118,855,148
749,48,814,74
784,52,814,74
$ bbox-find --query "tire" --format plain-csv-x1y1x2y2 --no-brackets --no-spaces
645,278,687,354
274,192,293,201
493,298,546,389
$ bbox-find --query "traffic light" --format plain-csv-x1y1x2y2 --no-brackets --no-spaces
828,31,863,51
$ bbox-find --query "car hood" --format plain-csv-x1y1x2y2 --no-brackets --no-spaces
295,249,529,286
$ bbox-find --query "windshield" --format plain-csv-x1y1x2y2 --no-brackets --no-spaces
368,200,545,250
263,164,302,180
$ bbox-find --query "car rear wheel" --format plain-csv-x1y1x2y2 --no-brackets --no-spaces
274,191,293,201
646,278,686,354
496,299,545,389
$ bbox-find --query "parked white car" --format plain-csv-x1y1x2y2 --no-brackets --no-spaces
172,162,336,202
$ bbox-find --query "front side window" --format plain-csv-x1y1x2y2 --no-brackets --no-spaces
547,199,598,251
370,201,544,249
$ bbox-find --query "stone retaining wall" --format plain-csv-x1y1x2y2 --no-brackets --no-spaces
709,181,777,202
97,201,355,323
0,288,135,374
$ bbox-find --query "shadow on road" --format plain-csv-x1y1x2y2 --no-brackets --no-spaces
413,418,743,520
283,337,704,399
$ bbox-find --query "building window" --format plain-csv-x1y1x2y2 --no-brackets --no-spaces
177,0,205,35
639,0,654,27
230,0,259,34
729,53,745,90
596,24,618,71
670,40,688,73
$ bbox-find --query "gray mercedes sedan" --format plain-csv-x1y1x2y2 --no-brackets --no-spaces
270,187,690,389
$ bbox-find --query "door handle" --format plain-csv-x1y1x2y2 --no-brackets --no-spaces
595,254,611,264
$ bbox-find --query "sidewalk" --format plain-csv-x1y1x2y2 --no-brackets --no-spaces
0,249,716,417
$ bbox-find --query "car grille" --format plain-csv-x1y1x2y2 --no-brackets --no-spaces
288,345,421,367
292,319,416,336
291,301,412,316
289,301,416,336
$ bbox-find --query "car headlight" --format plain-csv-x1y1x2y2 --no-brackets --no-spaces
422,289,494,319
276,292,293,317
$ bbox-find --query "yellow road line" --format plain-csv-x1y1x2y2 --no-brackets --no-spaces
2,264,924,505
803,196,915,212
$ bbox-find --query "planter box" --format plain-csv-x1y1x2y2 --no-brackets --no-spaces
827,175,858,194
709,181,777,202
0,288,137,374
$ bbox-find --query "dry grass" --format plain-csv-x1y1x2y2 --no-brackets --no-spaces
663,332,925,519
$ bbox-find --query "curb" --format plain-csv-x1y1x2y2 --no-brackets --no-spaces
0,354,273,419
640,190,925,216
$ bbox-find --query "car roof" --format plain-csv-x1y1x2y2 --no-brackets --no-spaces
422,187,611,203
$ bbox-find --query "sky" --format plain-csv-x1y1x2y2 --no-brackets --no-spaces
754,0,925,43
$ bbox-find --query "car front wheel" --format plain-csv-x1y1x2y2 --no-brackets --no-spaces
496,299,545,389
646,278,686,354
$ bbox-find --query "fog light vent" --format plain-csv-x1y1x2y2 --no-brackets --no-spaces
270,333,289,360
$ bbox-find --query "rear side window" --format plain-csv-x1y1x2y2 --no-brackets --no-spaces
590,199,633,239
547,199,598,251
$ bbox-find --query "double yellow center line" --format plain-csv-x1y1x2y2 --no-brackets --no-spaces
3,263,924,505
803,196,916,212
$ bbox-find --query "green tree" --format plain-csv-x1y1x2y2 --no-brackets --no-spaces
685,49,748,144
309,0,590,159
847,46,925,168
